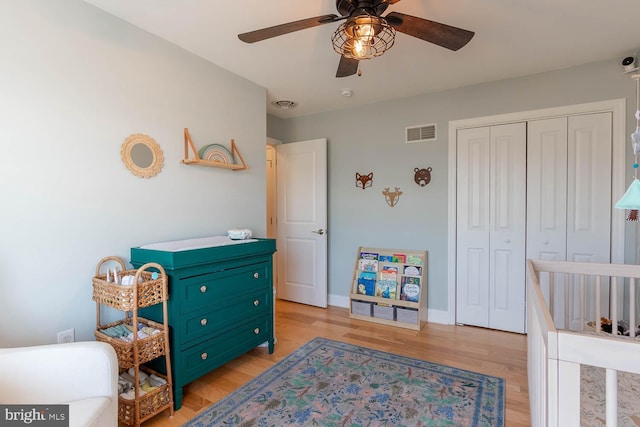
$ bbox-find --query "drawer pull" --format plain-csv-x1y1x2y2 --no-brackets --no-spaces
253,272,259,279
201,318,208,326
201,352,208,360
200,285,207,293
253,328,260,335
253,300,260,307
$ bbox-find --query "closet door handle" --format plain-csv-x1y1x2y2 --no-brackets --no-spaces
201,352,208,360
254,328,260,335
253,272,259,279
200,318,208,326
253,300,260,306
505,239,511,244
543,240,549,245
200,285,207,293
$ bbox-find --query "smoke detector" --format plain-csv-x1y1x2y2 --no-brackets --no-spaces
271,100,298,109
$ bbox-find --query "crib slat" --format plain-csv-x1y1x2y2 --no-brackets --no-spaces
564,273,569,329
596,276,601,334
579,275,585,332
550,272,555,323
611,276,618,335
606,369,618,426
630,278,636,338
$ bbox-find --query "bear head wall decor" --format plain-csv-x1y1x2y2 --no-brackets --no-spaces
414,167,432,187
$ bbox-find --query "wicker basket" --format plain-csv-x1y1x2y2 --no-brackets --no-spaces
94,317,167,368
92,257,166,311
118,367,172,425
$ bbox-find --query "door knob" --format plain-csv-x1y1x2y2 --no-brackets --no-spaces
505,239,511,244
543,240,549,245
312,229,326,235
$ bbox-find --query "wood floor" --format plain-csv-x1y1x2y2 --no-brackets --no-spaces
142,300,530,426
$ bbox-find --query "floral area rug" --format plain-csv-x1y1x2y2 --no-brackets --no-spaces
184,337,505,427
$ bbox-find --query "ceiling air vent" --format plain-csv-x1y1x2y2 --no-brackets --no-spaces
405,123,437,143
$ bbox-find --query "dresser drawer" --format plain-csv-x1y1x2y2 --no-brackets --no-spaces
180,290,270,346
181,262,270,313
180,315,271,385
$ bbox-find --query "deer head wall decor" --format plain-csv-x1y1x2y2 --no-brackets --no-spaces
382,187,402,207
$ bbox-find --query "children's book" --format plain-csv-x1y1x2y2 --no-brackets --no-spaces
360,252,379,260
379,255,394,262
400,276,420,302
358,259,379,272
356,271,376,296
393,254,407,263
406,255,424,266
376,269,398,299
403,265,422,276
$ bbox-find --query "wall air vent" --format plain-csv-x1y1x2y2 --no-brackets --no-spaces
405,123,437,143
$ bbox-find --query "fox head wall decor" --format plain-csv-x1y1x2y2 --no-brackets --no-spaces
355,172,373,190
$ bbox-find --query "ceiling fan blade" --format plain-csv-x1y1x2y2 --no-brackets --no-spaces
336,56,359,78
238,14,340,43
385,12,474,51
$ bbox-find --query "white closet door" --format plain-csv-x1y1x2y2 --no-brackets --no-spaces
456,124,526,332
527,117,569,326
567,113,612,327
566,113,612,264
488,123,527,333
527,117,568,262
456,127,491,328
527,113,612,329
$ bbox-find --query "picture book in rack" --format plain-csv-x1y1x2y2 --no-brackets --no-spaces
400,276,420,302
376,266,398,299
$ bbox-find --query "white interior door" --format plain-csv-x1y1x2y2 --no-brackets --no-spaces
488,123,527,333
456,124,526,333
275,139,328,308
456,127,491,328
527,117,569,325
566,113,612,327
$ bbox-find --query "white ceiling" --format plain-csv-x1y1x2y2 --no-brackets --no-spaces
82,0,640,118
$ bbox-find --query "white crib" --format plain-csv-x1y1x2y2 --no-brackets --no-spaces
528,259,640,427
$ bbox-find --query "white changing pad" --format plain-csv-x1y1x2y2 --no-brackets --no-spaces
138,236,258,252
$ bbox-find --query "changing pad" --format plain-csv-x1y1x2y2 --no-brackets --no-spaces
138,236,258,252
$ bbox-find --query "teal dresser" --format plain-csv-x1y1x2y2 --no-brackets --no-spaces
130,237,276,410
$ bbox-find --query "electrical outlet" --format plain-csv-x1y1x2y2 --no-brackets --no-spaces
57,328,75,344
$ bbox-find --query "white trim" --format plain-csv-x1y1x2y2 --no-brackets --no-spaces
328,293,350,308
426,308,450,325
447,98,627,326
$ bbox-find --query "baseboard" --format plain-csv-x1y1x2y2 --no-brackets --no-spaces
424,309,450,325
328,294,349,308
328,294,450,325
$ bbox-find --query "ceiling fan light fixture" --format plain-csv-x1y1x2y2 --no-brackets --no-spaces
331,15,395,60
271,100,298,110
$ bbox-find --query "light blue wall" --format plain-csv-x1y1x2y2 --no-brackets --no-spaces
280,59,636,316
0,0,268,346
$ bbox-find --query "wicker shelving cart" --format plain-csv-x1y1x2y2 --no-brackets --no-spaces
93,256,174,426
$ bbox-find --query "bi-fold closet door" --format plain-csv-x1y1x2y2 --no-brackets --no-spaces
456,113,612,333
527,114,612,329
456,123,527,333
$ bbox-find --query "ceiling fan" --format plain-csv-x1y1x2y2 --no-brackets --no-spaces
238,0,474,78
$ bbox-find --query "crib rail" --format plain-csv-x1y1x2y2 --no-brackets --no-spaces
527,259,640,427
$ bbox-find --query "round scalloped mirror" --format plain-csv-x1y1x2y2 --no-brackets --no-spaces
121,133,164,178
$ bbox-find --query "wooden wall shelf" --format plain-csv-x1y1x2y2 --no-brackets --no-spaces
181,128,247,170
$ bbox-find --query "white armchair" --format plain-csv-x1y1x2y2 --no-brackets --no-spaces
0,341,118,427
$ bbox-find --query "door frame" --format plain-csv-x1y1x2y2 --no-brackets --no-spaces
447,98,627,325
